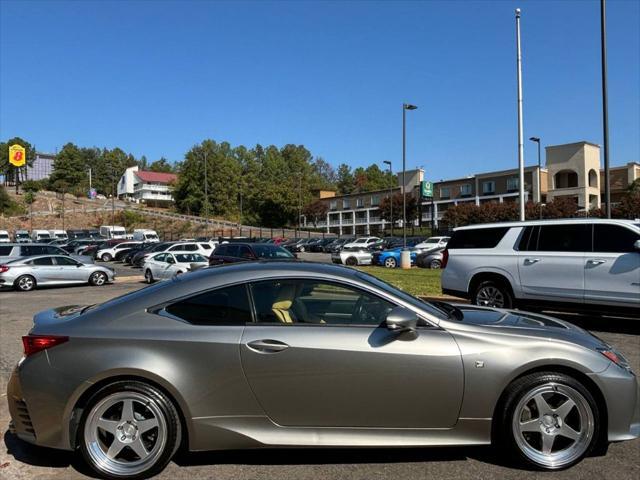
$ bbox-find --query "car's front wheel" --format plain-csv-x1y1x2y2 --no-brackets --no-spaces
79,381,180,480
145,269,154,284
345,257,358,266
499,372,599,470
101,253,113,262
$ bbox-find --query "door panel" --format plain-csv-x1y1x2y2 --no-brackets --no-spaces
240,325,463,428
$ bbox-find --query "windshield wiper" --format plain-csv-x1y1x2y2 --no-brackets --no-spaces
429,301,464,321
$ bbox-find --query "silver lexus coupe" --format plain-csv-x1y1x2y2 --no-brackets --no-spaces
7,262,639,479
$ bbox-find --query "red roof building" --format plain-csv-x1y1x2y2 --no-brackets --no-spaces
117,166,178,205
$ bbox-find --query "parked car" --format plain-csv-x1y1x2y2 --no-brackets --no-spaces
67,229,101,240
325,237,356,253
415,247,445,269
331,248,373,266
441,219,640,314
143,252,208,283
0,243,94,264
14,230,31,243
123,242,159,265
31,229,52,242
342,236,381,250
114,242,146,261
96,242,142,262
99,225,127,239
49,229,69,241
129,242,176,267
209,242,295,265
290,238,323,252
0,255,114,291
415,236,450,251
309,238,337,252
372,247,419,268
0,230,10,243
132,229,160,243
8,261,638,479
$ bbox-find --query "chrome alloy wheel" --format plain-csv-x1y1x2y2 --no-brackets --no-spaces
476,285,505,308
17,276,35,291
384,257,397,268
84,392,167,477
91,272,107,286
512,383,595,469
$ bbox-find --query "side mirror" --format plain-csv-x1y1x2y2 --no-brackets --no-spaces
385,306,419,333
634,240,640,252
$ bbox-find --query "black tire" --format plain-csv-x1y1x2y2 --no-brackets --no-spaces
497,372,600,470
102,252,113,262
89,271,108,286
15,274,36,292
473,279,513,309
345,256,358,266
78,380,180,480
145,269,154,284
429,259,442,269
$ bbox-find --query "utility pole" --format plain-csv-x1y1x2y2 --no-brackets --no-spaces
383,160,393,236
111,167,116,227
203,147,209,236
515,8,526,221
600,0,611,217
298,174,303,232
402,103,417,247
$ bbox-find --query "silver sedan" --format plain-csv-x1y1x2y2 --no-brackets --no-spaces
0,255,115,291
7,262,639,479
331,247,373,265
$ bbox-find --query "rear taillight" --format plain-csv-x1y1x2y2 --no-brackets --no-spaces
0,265,9,273
22,335,69,357
441,249,449,269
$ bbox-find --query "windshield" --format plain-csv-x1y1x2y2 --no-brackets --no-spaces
355,271,448,321
253,245,294,259
146,234,159,240
38,233,51,239
16,233,29,238
55,234,67,238
0,233,8,239
175,253,207,263
114,229,126,235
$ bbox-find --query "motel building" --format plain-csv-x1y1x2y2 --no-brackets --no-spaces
117,166,177,206
304,141,639,235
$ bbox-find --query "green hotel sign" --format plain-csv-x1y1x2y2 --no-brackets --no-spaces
421,181,433,198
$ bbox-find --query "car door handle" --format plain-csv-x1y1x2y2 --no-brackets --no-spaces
586,259,606,265
524,258,540,265
247,339,289,353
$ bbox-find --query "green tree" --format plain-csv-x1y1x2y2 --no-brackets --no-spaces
0,185,23,215
148,157,174,173
379,193,418,225
49,143,87,192
336,164,354,194
0,137,37,186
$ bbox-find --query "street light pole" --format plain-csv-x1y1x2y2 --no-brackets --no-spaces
600,0,611,218
515,8,526,221
383,160,392,236
529,137,542,218
402,103,417,248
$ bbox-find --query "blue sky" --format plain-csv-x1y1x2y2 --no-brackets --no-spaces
1,0,638,181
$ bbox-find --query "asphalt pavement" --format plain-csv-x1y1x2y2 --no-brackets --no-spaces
0,268,638,480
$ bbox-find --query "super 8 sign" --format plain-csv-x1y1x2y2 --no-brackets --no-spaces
9,144,26,167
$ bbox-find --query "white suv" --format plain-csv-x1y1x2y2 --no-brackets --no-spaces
441,218,640,314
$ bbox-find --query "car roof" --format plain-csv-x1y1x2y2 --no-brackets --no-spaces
453,218,640,231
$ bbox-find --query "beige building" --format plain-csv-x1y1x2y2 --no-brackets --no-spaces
307,141,638,234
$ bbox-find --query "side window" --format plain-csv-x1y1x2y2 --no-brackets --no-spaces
0,246,12,255
154,253,167,262
447,227,509,249
214,245,227,256
184,244,198,251
199,243,212,250
23,246,45,255
45,246,64,255
239,246,255,259
165,284,252,325
250,279,395,326
517,226,537,251
537,225,589,252
30,257,54,266
226,245,241,257
593,225,640,253
55,256,79,266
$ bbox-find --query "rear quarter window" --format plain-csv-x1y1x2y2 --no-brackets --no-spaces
447,227,510,249
0,246,14,255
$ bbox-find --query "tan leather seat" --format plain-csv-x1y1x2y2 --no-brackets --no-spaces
271,284,298,323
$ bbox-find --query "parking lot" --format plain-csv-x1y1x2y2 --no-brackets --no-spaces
1,262,638,480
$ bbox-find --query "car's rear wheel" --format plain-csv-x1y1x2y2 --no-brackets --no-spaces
79,381,179,480
499,372,599,470
345,257,358,266
102,253,113,262
90,271,108,286
473,280,513,308
145,269,154,284
15,275,36,291
384,257,397,268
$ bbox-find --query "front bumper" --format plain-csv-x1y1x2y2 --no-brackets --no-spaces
589,363,640,442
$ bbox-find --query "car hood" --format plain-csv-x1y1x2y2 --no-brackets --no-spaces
446,304,608,351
